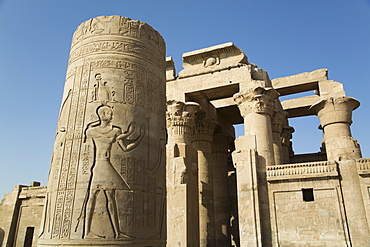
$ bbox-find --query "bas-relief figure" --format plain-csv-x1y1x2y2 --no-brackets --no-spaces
77,105,145,240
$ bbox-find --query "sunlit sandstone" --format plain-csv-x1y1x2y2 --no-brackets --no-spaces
1,16,370,247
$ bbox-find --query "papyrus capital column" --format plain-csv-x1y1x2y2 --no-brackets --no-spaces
234,86,278,118
166,100,199,145
233,85,278,246
166,100,200,247
233,86,279,166
192,118,217,247
212,134,232,246
311,96,361,161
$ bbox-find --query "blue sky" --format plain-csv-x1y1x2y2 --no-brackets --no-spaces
0,0,369,198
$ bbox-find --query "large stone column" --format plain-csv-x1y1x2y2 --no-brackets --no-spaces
233,86,278,246
311,97,362,161
192,118,217,247
234,87,278,166
271,109,287,165
166,101,200,247
212,134,232,246
38,16,166,246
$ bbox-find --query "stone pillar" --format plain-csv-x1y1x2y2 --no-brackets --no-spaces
166,101,200,247
281,126,294,164
271,109,287,165
234,87,278,166
212,134,232,246
311,97,362,161
192,118,217,247
38,16,166,246
233,86,278,246
338,160,370,246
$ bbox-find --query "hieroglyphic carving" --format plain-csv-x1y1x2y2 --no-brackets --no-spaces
136,83,144,107
69,40,164,68
91,59,146,72
71,16,165,54
147,177,156,227
124,82,135,105
51,64,91,239
147,71,162,114
82,145,90,174
118,156,162,232
89,61,149,108
134,191,144,228
122,192,134,229
62,64,90,238
45,15,165,245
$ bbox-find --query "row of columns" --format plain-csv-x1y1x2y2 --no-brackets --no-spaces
166,90,362,246
166,101,232,247
232,80,363,246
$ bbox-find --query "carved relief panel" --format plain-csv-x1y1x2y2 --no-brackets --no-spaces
39,16,166,246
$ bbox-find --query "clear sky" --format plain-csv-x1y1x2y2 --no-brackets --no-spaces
0,0,369,199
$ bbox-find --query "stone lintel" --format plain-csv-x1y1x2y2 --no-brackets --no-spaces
166,56,176,81
272,69,328,96
18,186,47,199
210,97,235,108
281,95,320,118
319,80,346,99
167,65,251,101
178,42,248,78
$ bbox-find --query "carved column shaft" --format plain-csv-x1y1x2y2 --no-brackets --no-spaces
192,120,217,247
39,16,166,246
271,110,287,165
311,97,362,161
166,101,200,247
234,87,278,166
212,134,232,246
233,86,278,246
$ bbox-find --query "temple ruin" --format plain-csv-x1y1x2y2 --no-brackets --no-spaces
1,15,370,247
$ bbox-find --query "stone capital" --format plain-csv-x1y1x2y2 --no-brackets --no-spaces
193,119,217,141
192,118,217,152
233,86,279,117
166,100,200,141
310,97,359,128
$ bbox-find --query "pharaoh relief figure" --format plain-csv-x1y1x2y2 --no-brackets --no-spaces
77,105,145,239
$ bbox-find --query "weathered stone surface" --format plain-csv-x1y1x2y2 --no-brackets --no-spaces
311,97,361,161
272,68,328,96
2,35,370,247
38,16,166,246
166,100,200,247
0,183,45,247
178,42,248,78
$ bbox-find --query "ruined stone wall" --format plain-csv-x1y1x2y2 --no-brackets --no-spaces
0,184,46,247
